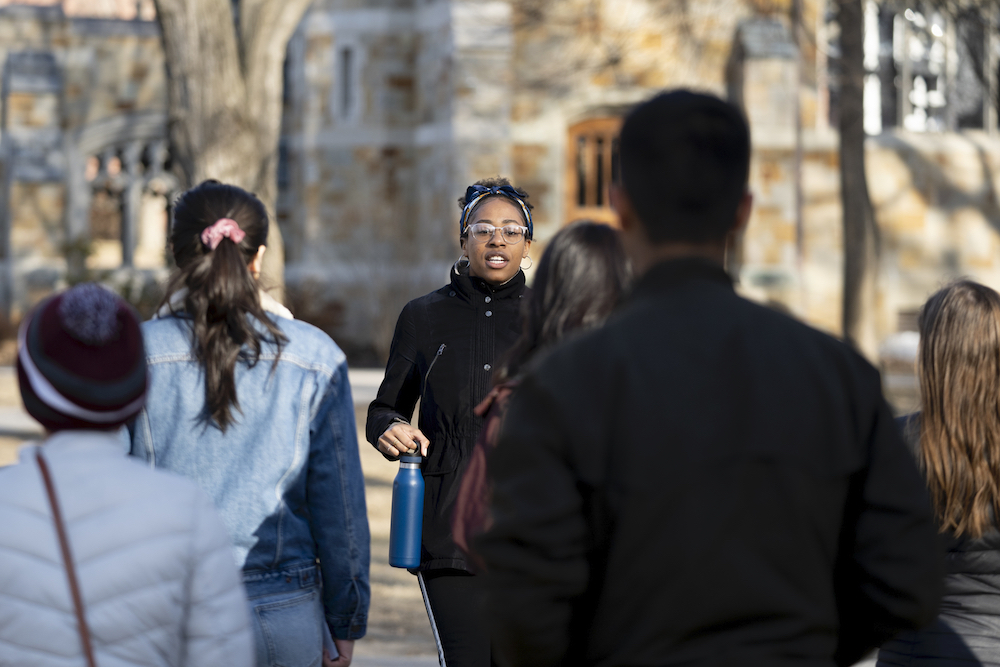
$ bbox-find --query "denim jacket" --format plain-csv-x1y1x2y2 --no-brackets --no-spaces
129,307,370,640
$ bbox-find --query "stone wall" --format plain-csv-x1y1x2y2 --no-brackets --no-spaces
279,0,459,361
6,0,1000,374
743,128,1000,359
507,0,759,241
278,0,821,361
0,4,166,323
872,131,1000,335
730,15,1000,356
281,0,533,361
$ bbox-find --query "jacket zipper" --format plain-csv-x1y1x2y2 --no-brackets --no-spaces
418,344,447,426
424,344,446,391
394,344,446,452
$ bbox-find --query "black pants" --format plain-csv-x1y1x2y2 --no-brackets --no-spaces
421,569,495,667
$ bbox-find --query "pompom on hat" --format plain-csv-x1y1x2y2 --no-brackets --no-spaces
17,283,147,432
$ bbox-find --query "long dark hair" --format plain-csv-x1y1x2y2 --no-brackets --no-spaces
917,280,1000,538
497,221,630,381
161,180,286,431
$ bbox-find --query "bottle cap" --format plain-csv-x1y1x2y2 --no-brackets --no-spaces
400,454,422,463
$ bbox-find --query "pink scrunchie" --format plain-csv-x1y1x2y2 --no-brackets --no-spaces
201,218,246,250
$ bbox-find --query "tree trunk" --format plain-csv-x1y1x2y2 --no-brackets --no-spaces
837,0,879,358
153,0,311,302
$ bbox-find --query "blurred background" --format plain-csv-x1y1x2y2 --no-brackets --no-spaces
0,0,997,417
0,1,985,662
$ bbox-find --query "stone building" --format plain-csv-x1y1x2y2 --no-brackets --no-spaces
0,0,168,334
3,0,1000,371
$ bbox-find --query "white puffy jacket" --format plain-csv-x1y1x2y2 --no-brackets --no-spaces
0,430,253,666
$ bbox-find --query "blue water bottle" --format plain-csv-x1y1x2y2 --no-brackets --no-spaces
388,454,424,568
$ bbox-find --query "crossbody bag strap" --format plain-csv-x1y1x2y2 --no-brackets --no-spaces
36,449,98,667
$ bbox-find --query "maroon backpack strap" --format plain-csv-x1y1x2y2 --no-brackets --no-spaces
36,449,98,667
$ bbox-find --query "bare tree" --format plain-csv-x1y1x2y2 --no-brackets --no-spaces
153,0,312,300
836,0,880,356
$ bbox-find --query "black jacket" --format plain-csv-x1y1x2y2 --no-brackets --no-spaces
367,266,526,571
877,414,1000,667
478,258,943,667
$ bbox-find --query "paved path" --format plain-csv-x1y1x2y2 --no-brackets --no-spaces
353,658,438,667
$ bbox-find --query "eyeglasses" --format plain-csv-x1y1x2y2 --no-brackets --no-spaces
467,222,528,244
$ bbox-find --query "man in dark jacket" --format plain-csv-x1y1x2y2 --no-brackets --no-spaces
477,90,944,667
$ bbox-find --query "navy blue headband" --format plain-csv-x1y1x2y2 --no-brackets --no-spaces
459,184,533,239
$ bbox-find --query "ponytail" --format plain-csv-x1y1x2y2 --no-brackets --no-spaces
161,181,286,431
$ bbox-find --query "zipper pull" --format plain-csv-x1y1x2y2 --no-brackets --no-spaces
423,343,448,396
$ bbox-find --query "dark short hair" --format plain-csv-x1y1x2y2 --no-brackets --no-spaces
619,90,750,244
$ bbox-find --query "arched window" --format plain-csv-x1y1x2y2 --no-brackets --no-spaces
84,140,173,270
565,118,622,226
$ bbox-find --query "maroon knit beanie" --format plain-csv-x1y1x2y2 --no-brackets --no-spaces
17,283,147,432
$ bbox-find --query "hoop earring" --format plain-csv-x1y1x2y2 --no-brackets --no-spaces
453,255,471,274
520,255,533,270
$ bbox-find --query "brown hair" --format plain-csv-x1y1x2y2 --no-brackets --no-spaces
162,180,286,432
917,280,1000,538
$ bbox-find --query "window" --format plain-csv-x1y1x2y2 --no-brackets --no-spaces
277,142,291,188
565,118,622,225
338,46,355,121
830,2,995,134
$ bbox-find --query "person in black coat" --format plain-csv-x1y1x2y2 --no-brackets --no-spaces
477,90,944,667
367,176,533,667
877,281,1000,667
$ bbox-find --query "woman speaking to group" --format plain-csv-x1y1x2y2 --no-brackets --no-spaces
367,177,534,667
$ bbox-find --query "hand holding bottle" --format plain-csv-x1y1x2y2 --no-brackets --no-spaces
379,422,430,458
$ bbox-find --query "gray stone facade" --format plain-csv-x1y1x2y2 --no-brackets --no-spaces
5,0,1000,368
0,4,169,326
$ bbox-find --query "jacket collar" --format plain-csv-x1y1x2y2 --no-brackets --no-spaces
629,257,734,302
155,288,294,320
19,429,127,465
451,265,526,300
